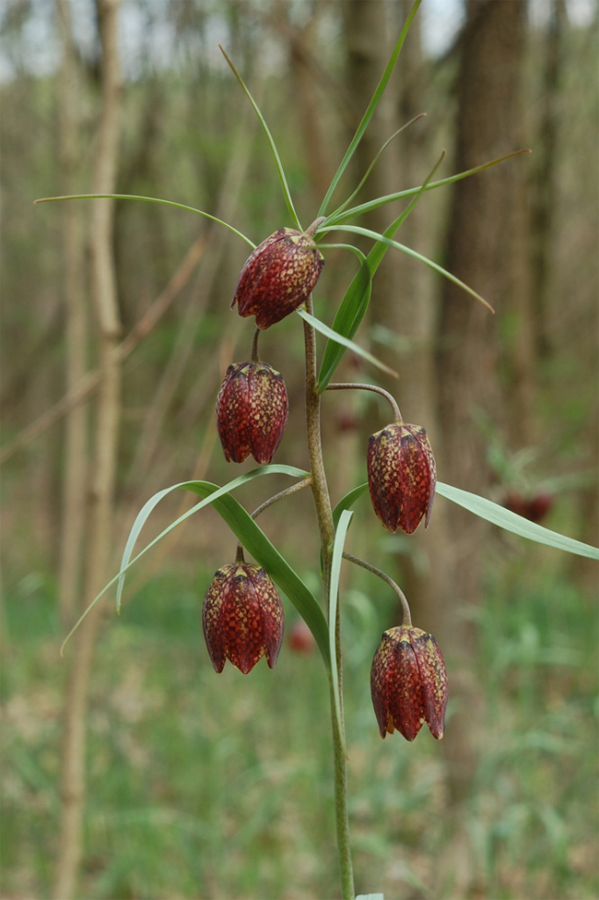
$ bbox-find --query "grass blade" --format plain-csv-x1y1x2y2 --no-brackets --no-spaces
296,307,397,379
318,0,422,217
35,193,255,248
219,45,301,230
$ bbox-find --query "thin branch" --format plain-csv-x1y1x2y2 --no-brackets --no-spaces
0,234,208,466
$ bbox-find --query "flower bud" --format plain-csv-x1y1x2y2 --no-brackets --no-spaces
370,625,448,741
367,423,436,534
216,361,288,464
202,563,285,674
232,227,325,329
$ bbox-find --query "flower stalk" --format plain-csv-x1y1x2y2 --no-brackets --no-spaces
343,551,412,625
327,380,403,424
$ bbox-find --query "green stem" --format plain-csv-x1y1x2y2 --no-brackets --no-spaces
250,476,313,521
342,551,412,625
302,296,354,900
327,381,403,423
234,477,313,563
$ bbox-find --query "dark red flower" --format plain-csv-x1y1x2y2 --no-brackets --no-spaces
287,619,316,655
202,563,285,674
367,423,436,534
232,227,324,329
503,490,553,523
370,625,448,741
216,361,288,464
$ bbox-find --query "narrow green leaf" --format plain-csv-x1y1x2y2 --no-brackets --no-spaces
331,479,599,560
329,509,354,756
326,224,494,312
317,260,372,391
35,193,255,248
326,149,531,227
219,46,301,230
317,243,367,265
60,466,310,656
318,153,445,389
327,114,426,222
181,484,331,668
116,465,309,611
318,0,422,217
297,308,397,379
436,481,599,559
333,483,370,529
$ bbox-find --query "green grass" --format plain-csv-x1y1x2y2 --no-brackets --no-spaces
1,560,597,899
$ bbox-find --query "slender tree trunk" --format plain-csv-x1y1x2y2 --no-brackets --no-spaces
286,7,334,210
126,86,258,483
56,0,89,625
343,0,445,634
434,0,528,807
381,2,444,634
530,0,567,363
53,3,122,898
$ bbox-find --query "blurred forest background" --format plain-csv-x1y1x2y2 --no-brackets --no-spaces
1,0,598,898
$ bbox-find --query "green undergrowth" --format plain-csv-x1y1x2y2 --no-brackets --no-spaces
1,561,597,899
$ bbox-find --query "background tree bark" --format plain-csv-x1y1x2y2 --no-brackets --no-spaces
53,2,123,897
434,0,529,804
530,0,567,364
56,0,89,626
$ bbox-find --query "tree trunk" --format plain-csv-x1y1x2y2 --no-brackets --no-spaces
53,2,122,898
287,8,334,211
434,0,528,803
56,0,89,626
343,0,445,636
530,0,567,363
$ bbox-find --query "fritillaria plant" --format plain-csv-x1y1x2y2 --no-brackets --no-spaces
48,3,599,896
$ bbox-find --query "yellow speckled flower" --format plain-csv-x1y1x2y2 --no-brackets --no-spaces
370,625,448,741
367,423,436,534
232,227,324,329
216,361,288,464
202,563,284,674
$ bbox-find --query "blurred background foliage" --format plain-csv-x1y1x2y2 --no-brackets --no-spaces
1,0,598,898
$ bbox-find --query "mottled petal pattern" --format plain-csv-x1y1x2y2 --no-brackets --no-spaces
232,227,325,329
370,626,448,741
216,361,288,464
367,423,436,534
202,563,285,674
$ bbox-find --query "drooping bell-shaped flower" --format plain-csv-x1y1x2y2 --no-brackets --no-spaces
202,563,285,674
232,226,325,329
370,625,448,741
367,422,436,534
216,361,288,464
